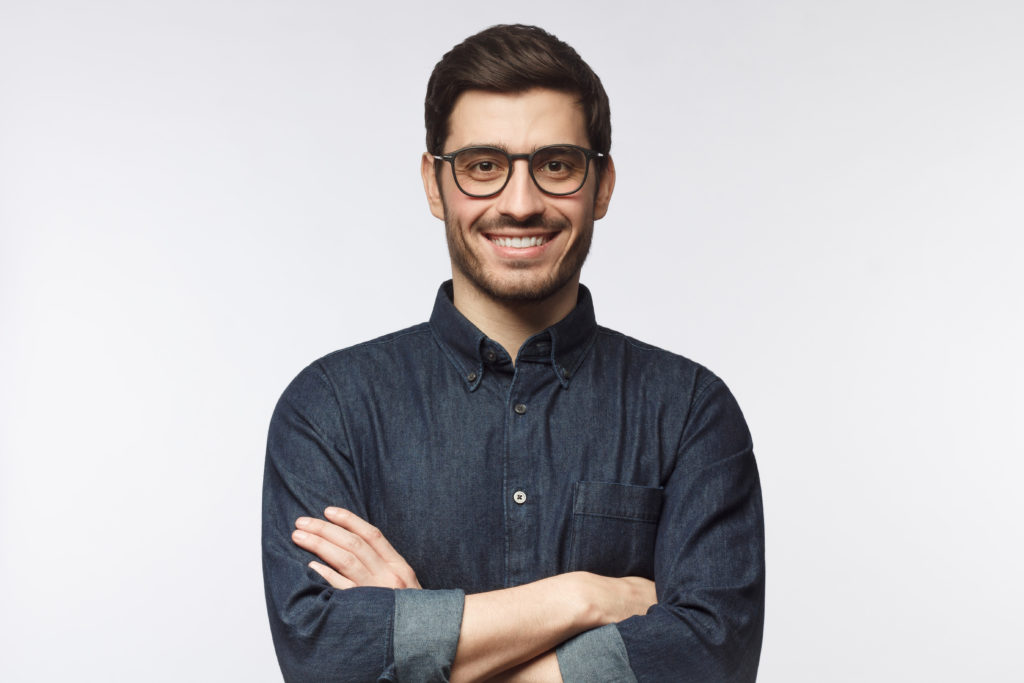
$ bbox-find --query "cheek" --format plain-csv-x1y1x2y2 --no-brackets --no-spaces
446,196,492,230
554,196,592,226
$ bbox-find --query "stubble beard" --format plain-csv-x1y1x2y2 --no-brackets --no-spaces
444,208,594,304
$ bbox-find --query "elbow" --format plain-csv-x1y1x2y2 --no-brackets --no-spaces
622,593,764,682
267,585,398,683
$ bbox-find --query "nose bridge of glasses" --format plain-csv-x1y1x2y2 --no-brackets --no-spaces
506,152,536,186
498,154,547,210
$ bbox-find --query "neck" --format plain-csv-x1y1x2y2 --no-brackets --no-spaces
450,275,579,363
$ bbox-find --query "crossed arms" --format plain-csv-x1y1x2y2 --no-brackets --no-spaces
262,363,765,682
292,507,656,682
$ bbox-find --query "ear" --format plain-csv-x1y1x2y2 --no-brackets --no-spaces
421,153,446,221
592,155,616,220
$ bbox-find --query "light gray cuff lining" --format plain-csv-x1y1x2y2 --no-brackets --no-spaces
393,589,465,683
556,624,637,683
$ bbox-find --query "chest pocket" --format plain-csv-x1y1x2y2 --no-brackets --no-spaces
567,480,663,579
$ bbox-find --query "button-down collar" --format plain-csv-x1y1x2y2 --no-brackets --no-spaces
428,280,598,390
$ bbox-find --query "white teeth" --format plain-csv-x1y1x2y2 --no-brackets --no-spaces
491,236,547,248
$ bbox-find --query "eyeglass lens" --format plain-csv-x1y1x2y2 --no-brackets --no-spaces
452,146,590,196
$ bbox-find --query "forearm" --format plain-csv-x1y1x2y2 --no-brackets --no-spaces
483,652,560,683
450,574,583,682
451,572,651,683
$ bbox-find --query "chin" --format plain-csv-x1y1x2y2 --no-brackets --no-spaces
463,267,579,303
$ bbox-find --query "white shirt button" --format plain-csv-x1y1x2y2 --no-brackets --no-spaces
513,490,527,504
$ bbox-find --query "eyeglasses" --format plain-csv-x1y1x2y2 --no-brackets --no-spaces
433,144,605,198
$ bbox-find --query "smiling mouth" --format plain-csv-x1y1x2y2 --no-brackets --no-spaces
487,234,554,248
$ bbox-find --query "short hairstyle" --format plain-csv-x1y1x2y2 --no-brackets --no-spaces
424,24,611,157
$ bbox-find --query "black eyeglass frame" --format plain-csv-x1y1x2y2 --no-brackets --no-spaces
433,144,606,198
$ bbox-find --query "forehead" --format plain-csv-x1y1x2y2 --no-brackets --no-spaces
446,88,588,151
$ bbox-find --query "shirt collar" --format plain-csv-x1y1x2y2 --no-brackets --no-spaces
428,280,598,390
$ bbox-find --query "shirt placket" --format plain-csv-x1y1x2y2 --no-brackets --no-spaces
504,359,547,587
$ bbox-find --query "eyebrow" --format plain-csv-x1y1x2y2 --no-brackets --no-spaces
463,142,512,152
460,143,574,153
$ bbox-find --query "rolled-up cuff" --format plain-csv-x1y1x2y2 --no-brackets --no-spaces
393,589,465,683
556,624,637,683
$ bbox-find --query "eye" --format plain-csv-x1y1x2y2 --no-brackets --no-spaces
533,147,585,180
455,149,508,180
535,157,578,178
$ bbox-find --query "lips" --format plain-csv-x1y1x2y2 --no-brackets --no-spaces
476,216,569,252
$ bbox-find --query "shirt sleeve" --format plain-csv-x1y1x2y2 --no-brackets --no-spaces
556,624,637,682
262,363,465,683
563,377,765,683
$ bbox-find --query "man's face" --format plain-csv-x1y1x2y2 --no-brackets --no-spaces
422,88,615,304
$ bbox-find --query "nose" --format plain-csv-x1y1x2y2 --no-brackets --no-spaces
493,159,546,220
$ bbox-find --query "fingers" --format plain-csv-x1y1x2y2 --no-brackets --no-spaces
323,507,405,563
292,518,389,584
291,509,419,589
321,508,422,589
308,560,356,590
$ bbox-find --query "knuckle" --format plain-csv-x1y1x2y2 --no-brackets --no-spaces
339,533,361,551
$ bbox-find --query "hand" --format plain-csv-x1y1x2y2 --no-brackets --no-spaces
292,507,421,590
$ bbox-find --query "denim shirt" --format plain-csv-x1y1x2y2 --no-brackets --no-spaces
262,282,765,682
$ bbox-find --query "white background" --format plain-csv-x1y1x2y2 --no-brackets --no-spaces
2,1,1022,681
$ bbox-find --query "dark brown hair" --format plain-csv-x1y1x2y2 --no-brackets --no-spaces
424,24,611,157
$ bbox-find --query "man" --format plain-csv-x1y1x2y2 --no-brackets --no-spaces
263,24,764,682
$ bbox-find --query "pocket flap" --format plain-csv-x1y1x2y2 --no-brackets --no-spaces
572,481,663,523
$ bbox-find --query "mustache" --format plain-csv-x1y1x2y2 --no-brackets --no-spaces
474,215,570,232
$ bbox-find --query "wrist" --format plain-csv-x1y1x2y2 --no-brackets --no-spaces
562,572,657,628
561,571,608,630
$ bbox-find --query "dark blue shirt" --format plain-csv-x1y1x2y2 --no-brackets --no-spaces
262,282,765,682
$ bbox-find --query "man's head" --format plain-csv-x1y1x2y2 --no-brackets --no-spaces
421,25,615,307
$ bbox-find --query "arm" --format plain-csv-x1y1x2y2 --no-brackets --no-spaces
294,507,657,682
263,365,466,682
556,378,766,682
